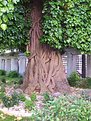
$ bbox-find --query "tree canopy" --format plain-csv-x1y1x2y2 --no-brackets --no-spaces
0,0,91,53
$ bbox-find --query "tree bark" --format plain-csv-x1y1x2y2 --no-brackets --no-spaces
22,0,71,95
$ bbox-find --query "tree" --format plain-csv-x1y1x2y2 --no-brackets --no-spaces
0,0,91,95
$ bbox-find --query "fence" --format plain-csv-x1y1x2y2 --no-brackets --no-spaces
0,51,91,77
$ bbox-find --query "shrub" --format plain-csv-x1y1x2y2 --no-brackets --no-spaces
1,92,20,108
7,71,20,78
13,77,23,85
78,77,91,89
68,71,81,87
31,95,91,121
0,70,6,76
0,76,6,83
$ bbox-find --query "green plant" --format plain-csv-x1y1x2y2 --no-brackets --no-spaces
24,51,31,57
30,93,36,102
25,99,35,111
18,93,26,102
68,71,81,87
0,76,6,83
30,95,91,121
0,70,6,76
41,0,91,53
0,92,5,100
43,92,50,102
1,92,20,108
0,83,5,92
7,71,20,78
43,92,54,104
77,77,91,89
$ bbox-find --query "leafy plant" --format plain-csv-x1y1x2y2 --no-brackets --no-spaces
30,93,36,102
43,92,50,102
1,92,20,108
24,51,31,57
68,71,81,87
41,0,91,53
7,71,20,78
0,2,30,52
25,99,35,111
18,93,26,102
78,77,91,89
30,95,91,121
0,76,6,84
0,70,6,76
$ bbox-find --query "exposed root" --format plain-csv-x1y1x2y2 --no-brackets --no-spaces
22,0,71,95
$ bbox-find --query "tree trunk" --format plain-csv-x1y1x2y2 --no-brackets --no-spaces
22,0,70,95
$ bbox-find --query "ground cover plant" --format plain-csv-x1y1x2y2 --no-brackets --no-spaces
0,93,91,121
28,94,91,121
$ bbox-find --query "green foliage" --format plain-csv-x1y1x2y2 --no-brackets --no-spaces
0,0,20,30
24,51,31,57
0,111,17,121
7,71,20,78
1,92,20,108
0,92,26,108
0,70,6,76
18,93,26,102
0,72,23,87
0,77,6,83
43,92,51,102
30,93,36,102
68,72,91,89
31,95,91,121
64,0,91,53
25,93,37,110
25,99,35,111
41,0,91,53
0,83,5,92
68,71,81,87
0,2,30,52
41,0,64,50
78,77,91,89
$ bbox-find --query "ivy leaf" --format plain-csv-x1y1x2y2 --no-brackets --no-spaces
1,24,7,31
2,15,8,23
13,0,20,4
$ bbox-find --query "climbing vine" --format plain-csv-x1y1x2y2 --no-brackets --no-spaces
41,0,91,53
0,1,31,52
0,0,20,30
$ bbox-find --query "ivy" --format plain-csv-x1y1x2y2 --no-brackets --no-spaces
41,0,91,53
0,0,20,30
0,3,30,52
64,0,91,53
41,0,64,50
